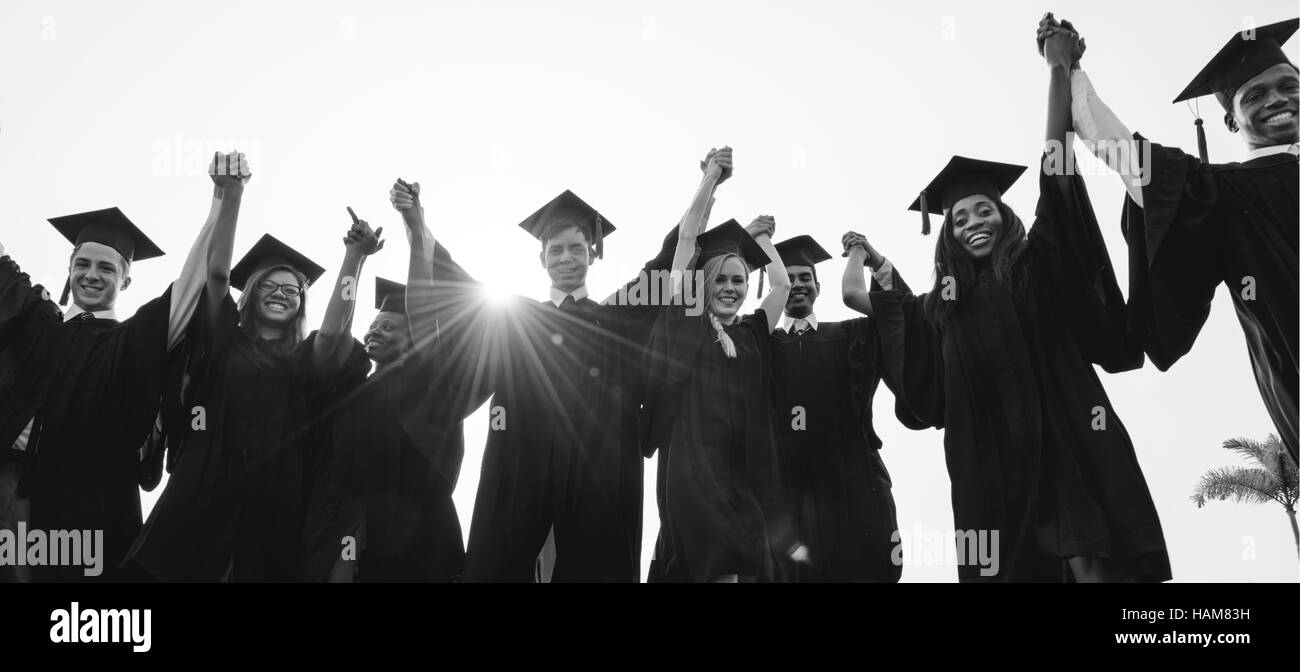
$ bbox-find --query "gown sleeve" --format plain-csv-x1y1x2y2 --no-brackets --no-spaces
1028,166,1144,373
639,303,709,458
0,256,60,450
153,289,242,475
114,286,173,490
868,288,945,430
427,241,499,409
602,223,682,329
1118,135,1223,371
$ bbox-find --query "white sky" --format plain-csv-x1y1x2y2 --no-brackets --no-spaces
2,0,1296,581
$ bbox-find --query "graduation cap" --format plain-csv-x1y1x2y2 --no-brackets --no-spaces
517,189,616,259
908,156,1027,235
374,277,406,315
230,234,326,291
774,235,831,270
49,207,165,305
1173,18,1299,162
696,219,770,269
696,219,772,297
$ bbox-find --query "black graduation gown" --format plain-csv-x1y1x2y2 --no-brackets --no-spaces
0,257,59,582
769,271,913,583
430,242,668,582
302,347,473,582
0,255,172,582
870,170,1171,582
1120,139,1298,462
124,293,369,581
642,307,785,582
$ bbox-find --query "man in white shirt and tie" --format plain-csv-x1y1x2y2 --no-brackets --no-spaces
767,234,911,582
427,187,677,581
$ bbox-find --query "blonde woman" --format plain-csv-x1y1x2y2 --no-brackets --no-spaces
642,147,792,582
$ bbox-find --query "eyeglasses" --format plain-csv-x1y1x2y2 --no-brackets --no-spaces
256,279,304,297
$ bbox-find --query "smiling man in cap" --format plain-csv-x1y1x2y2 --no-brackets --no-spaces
767,234,910,581
0,151,251,581
416,176,679,582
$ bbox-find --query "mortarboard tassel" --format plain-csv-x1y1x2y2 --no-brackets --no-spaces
593,213,604,259
59,277,71,306
757,267,765,298
919,190,932,236
1194,117,1209,163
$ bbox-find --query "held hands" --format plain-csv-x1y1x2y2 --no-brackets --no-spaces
1037,13,1085,69
701,146,734,185
746,215,776,239
208,150,252,193
841,231,885,268
345,206,385,256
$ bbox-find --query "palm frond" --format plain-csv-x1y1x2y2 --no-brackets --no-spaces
1223,436,1274,469
1190,467,1283,508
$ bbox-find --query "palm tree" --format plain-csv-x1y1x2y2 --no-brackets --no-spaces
1191,434,1299,559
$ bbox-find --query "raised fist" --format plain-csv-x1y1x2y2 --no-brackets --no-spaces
390,178,421,212
209,150,252,190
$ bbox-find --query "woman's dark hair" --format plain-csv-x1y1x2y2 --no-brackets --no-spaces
922,199,1029,327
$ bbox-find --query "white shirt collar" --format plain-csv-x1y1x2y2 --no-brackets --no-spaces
62,302,116,322
549,285,589,307
782,313,818,332
1246,143,1300,161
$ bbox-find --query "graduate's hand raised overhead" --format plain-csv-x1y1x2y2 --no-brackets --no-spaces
1037,13,1085,68
208,150,252,193
745,214,776,239
701,146,734,185
390,179,420,212
389,178,425,228
344,207,385,256
841,230,885,268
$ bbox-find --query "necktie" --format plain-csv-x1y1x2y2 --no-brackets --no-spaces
793,318,809,335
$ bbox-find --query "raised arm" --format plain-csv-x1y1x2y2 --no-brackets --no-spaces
1042,23,1080,154
1038,13,1145,206
671,147,732,278
391,179,439,346
202,151,251,328
313,208,384,370
840,231,889,316
746,216,789,333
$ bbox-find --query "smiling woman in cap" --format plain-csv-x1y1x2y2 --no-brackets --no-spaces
839,25,1169,583
1059,14,1299,464
125,199,380,581
640,146,795,582
302,177,496,583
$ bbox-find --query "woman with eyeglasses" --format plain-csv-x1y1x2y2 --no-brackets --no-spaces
125,212,378,582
